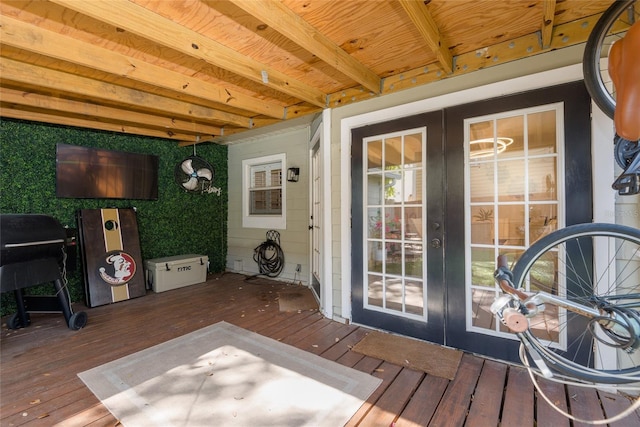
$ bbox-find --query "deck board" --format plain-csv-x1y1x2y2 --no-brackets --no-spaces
394,374,449,426
536,377,571,427
428,353,484,426
600,390,640,427
1,273,638,426
357,368,424,426
465,359,508,426
500,365,535,426
569,384,606,427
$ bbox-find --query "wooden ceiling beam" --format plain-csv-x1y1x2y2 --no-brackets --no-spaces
228,0,381,94
0,87,224,137
328,10,604,108
541,0,557,49
0,15,284,120
0,57,253,128
398,0,453,74
50,0,328,108
0,107,210,142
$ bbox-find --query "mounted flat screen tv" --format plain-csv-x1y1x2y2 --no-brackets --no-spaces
56,143,159,200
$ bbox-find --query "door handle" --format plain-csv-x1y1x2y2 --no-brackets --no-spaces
431,238,441,248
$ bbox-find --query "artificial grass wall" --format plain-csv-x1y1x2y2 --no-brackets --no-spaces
0,119,227,316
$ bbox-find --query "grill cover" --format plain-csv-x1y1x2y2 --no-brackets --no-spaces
0,214,65,266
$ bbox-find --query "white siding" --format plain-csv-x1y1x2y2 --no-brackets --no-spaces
227,127,310,283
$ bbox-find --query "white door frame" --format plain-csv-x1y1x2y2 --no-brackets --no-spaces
309,109,333,318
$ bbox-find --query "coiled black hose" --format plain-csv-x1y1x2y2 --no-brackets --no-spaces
252,230,285,278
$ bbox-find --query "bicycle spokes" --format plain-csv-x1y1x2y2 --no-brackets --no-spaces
494,223,640,385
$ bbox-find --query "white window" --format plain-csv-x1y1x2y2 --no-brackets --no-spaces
243,153,286,229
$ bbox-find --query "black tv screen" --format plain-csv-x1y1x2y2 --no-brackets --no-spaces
56,143,159,200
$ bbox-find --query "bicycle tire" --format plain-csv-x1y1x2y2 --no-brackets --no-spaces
583,0,637,120
511,223,640,383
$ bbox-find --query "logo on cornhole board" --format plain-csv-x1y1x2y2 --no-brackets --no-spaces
98,251,137,286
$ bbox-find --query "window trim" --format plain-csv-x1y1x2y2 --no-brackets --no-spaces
242,153,286,229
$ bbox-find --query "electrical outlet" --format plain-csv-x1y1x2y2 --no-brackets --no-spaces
296,264,301,272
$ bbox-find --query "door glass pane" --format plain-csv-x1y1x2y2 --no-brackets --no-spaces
470,247,495,287
470,163,494,203
471,206,494,245
498,205,525,246
528,110,557,153
406,279,424,315
406,169,423,203
385,206,402,239
367,274,383,308
469,121,494,159
466,106,562,338
368,139,383,171
498,159,525,201
367,175,383,205
368,207,382,239
364,129,426,320
405,244,423,278
404,133,423,168
385,137,402,169
497,116,524,158
471,289,498,329
405,207,422,239
386,241,403,273
368,241,383,273
529,204,558,243
386,277,403,312
529,157,557,201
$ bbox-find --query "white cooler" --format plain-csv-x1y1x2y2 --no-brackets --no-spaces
145,254,208,293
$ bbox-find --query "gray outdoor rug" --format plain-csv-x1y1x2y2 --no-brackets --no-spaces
78,321,381,426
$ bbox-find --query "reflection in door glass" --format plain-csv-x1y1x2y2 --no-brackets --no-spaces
367,139,383,170
365,128,426,320
465,105,563,338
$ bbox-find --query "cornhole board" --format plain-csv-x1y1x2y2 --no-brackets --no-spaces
77,208,146,308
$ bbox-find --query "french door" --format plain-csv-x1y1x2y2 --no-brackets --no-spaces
351,111,445,342
445,81,592,361
351,81,592,362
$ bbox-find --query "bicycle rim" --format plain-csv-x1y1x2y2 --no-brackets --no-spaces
583,0,638,119
511,223,640,384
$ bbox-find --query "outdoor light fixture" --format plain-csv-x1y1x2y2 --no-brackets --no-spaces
287,167,300,182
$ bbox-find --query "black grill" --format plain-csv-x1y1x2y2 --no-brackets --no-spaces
0,214,66,266
0,214,87,330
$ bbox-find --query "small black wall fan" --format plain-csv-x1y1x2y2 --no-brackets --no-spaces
174,155,214,194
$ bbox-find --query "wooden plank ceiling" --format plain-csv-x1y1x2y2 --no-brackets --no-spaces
0,0,615,145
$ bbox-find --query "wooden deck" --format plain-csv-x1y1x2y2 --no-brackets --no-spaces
2,273,639,426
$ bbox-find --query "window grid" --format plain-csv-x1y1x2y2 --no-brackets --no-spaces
364,128,427,321
249,164,282,216
465,105,564,340
242,153,286,229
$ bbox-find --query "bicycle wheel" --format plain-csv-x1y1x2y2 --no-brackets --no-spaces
511,223,640,384
583,0,638,119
